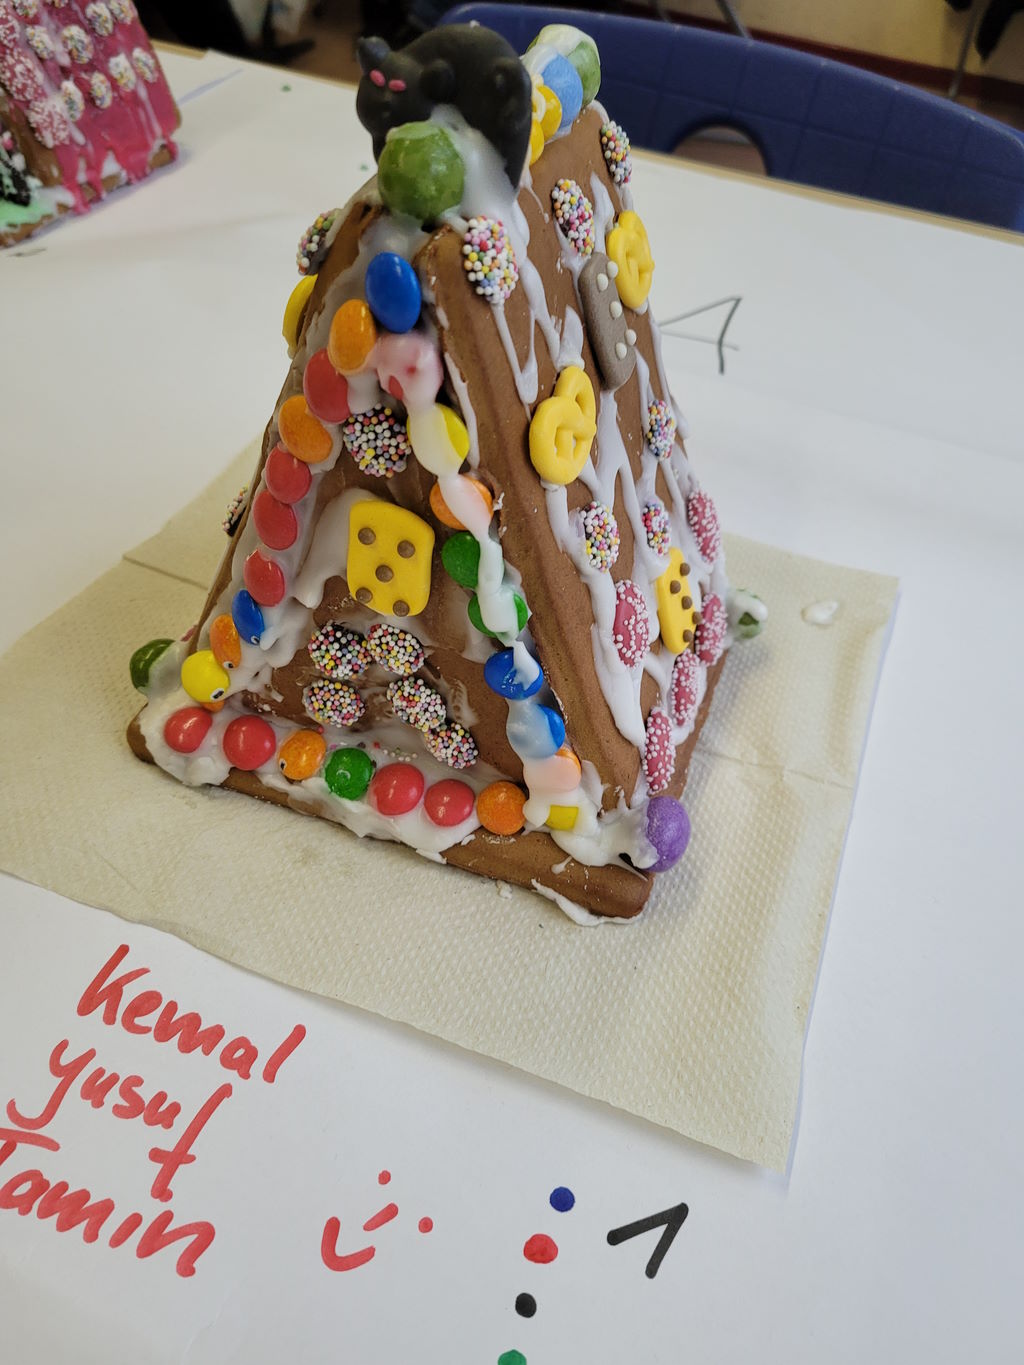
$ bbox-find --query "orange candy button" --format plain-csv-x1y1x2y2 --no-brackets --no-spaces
278,394,332,464
327,299,377,374
429,477,494,530
477,780,526,836
209,613,241,669
278,730,327,781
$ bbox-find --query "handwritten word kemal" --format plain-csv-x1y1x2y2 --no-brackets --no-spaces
0,944,305,1278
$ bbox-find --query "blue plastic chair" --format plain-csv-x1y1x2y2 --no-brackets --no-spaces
443,4,1024,232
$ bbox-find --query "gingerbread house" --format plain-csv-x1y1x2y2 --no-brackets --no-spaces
127,22,761,920
1,1,178,245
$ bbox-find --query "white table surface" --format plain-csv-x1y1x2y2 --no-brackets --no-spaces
1,49,1022,1363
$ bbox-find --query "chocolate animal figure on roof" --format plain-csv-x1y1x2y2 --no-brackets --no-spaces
355,24,533,183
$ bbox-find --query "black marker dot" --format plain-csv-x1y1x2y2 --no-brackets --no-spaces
515,1293,537,1318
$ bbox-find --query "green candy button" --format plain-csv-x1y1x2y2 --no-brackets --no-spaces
130,638,173,693
441,532,480,589
468,592,528,638
324,747,375,800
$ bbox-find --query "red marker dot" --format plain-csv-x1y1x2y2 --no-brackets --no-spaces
418,1217,433,1234
523,1233,558,1264
378,1170,391,1185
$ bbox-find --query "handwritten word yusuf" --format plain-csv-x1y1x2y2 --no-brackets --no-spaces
0,943,306,1278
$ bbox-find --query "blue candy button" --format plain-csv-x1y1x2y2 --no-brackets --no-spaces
231,589,265,645
484,648,543,700
541,55,583,131
507,701,565,759
364,251,422,334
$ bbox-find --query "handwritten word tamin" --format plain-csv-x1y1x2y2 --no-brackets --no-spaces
321,1168,433,1271
0,944,305,1277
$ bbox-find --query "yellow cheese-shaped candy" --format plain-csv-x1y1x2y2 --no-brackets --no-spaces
347,501,434,618
528,366,597,486
283,274,317,356
655,547,698,655
607,211,654,310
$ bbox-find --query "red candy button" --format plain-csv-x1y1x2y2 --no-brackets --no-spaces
303,348,351,423
163,707,212,754
265,444,312,505
244,550,286,606
424,779,475,827
369,762,425,816
222,715,277,771
253,490,298,551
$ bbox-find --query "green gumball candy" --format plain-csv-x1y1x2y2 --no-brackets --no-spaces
441,532,480,589
735,590,767,640
377,122,465,223
468,592,529,638
324,746,375,800
130,638,173,693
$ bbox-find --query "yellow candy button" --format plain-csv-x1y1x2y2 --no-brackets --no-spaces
181,650,230,704
328,298,377,374
607,210,654,310
546,804,579,831
347,501,435,618
283,274,316,356
538,84,562,140
529,118,544,166
528,365,597,485
407,403,470,477
278,394,332,464
655,547,698,655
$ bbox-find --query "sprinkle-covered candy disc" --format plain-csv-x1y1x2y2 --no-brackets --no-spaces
695,593,727,665
670,648,702,728
297,208,339,276
387,676,445,731
308,622,371,679
643,708,675,793
613,580,650,667
366,622,425,675
425,721,478,770
303,679,365,728
221,486,248,534
551,179,595,256
462,217,519,303
600,120,632,185
62,24,93,62
686,489,722,563
645,399,677,460
642,499,671,556
580,501,620,572
342,405,411,478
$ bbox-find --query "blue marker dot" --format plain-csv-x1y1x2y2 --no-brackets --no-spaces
550,1186,575,1212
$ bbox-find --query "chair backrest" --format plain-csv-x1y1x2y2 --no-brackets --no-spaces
443,3,1024,231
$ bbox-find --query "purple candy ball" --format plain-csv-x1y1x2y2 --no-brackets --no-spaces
645,796,691,872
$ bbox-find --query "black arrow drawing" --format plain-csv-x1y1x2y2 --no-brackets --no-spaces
606,1200,689,1279
658,296,742,375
